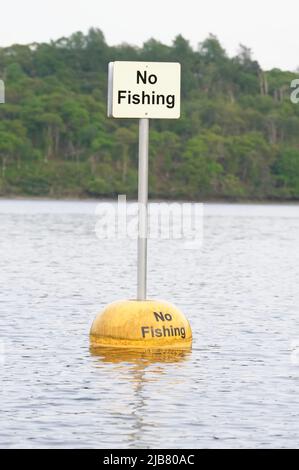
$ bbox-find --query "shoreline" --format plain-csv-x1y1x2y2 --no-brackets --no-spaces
1,194,299,205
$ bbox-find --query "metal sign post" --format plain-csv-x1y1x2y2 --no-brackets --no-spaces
108,61,180,302
137,118,149,300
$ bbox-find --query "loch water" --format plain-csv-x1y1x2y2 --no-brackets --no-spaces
1,200,299,448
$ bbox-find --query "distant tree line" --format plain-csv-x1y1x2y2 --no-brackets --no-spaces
0,28,299,199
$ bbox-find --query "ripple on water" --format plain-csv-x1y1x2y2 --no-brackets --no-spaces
1,200,299,448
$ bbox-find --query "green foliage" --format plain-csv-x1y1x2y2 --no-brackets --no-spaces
0,28,299,200
273,148,299,196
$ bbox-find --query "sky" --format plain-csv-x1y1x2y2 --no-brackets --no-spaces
0,0,298,71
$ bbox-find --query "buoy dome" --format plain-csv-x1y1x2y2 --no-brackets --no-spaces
90,299,192,349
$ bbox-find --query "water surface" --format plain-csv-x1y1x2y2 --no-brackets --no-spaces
1,200,299,448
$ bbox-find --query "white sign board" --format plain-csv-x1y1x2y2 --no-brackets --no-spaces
108,61,181,119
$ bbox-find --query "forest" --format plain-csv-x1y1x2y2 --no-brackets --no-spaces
0,28,299,200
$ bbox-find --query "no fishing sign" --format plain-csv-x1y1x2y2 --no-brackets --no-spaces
108,61,181,119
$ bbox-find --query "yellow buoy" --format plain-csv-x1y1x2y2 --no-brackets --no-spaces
90,299,192,349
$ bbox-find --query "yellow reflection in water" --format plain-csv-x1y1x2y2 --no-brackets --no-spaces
89,347,192,446
90,346,192,365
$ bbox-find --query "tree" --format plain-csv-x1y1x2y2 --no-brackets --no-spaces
0,29,299,200
114,127,136,183
0,130,25,177
273,148,299,196
181,133,223,196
